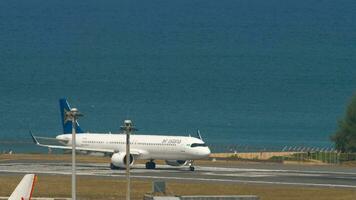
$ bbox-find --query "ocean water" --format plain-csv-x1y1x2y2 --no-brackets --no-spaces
0,0,356,153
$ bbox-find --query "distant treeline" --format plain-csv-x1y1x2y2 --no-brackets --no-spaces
331,92,356,153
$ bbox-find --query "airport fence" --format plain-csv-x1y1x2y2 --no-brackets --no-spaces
209,143,356,164
209,144,283,153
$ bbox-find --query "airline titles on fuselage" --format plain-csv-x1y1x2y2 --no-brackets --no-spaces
81,138,183,146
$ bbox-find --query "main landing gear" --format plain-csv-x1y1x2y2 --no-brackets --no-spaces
110,163,120,170
145,160,156,169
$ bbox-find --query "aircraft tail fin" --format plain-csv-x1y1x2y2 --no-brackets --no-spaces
59,98,84,134
9,174,37,200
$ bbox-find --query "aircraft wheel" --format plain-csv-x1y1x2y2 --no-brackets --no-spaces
145,161,156,169
110,163,119,170
189,166,195,171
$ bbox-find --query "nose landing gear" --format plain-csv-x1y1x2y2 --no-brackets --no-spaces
188,160,195,171
110,163,120,170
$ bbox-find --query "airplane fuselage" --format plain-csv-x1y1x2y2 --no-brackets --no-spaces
56,133,211,160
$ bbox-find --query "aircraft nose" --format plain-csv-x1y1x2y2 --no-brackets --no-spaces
196,147,211,157
205,147,211,156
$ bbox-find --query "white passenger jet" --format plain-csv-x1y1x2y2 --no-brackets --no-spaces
31,99,210,171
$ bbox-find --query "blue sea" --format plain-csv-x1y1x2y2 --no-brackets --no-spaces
0,0,355,153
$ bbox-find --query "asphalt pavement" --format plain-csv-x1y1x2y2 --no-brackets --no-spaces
0,160,355,188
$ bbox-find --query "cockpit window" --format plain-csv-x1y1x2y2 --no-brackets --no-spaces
191,143,207,147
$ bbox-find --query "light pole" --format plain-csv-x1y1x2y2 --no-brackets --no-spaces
65,107,83,200
120,120,135,200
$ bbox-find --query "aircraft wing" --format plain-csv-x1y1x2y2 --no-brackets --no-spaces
9,174,37,200
30,132,141,155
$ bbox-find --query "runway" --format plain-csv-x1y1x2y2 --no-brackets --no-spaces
0,161,356,188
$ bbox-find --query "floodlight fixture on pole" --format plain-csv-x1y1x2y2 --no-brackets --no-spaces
65,107,83,200
120,119,136,200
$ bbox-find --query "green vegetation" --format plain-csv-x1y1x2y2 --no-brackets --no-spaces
332,93,356,152
268,152,356,164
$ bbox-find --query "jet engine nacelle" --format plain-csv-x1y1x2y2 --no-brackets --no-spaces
165,160,188,166
111,152,134,168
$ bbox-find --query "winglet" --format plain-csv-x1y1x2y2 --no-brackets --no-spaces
29,130,39,145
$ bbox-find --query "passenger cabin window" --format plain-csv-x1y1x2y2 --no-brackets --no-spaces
191,143,207,147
